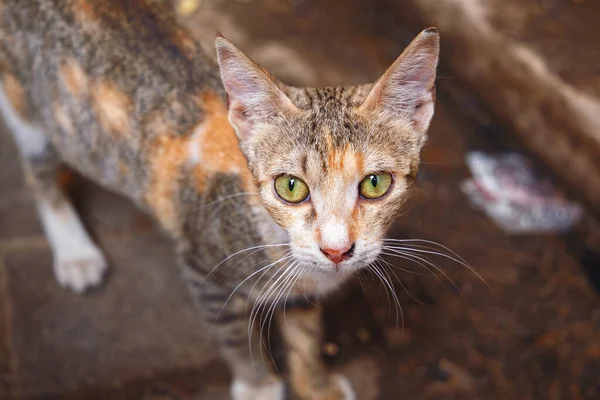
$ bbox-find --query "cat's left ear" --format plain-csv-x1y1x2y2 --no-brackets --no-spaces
360,28,440,135
215,36,298,142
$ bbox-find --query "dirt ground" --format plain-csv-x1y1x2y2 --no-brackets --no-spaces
0,1,598,399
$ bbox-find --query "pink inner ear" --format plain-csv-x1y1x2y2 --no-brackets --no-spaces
228,100,255,140
360,30,439,133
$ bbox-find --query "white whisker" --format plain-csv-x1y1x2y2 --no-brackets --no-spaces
256,261,298,363
200,243,290,285
378,257,432,306
383,239,487,286
371,261,404,330
264,263,303,358
367,263,391,314
249,260,295,362
182,192,260,215
376,260,403,327
281,266,306,326
212,253,293,328
382,248,459,293
383,242,489,289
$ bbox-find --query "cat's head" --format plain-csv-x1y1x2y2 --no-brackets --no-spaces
215,29,439,278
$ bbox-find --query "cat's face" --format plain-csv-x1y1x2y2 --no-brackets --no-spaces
216,29,439,278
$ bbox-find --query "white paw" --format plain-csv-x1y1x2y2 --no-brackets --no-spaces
231,377,284,400
54,247,107,293
332,374,356,400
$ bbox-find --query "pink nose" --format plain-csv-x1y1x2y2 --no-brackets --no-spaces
320,244,355,264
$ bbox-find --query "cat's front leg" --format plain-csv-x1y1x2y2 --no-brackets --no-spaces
186,277,285,400
279,305,356,400
0,77,107,293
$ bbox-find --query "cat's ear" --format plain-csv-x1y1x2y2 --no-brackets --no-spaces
360,28,439,134
215,36,297,141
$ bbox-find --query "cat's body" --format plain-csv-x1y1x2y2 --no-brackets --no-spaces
0,1,439,398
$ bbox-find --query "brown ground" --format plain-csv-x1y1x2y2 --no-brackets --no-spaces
0,1,599,399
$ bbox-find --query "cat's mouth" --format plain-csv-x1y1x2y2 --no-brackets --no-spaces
290,241,381,276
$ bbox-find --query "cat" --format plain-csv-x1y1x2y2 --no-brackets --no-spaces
0,0,439,398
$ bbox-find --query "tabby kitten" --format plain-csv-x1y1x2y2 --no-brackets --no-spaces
0,0,439,398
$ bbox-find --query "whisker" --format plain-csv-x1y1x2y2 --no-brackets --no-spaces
372,261,404,331
381,248,449,284
201,243,290,285
257,262,298,364
249,260,295,362
382,249,459,292
248,262,290,363
378,257,432,306
263,265,298,375
264,263,302,360
383,238,473,271
221,247,290,282
181,192,260,215
367,264,391,315
377,257,433,277
382,243,489,287
282,266,306,326
244,251,291,312
376,260,404,327
213,253,293,327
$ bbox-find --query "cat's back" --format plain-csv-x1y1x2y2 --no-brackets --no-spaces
1,0,223,115
0,0,241,216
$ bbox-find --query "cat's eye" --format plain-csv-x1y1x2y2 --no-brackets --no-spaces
359,172,393,200
274,175,310,204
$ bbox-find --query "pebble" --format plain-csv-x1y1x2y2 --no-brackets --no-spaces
322,342,340,356
177,0,201,16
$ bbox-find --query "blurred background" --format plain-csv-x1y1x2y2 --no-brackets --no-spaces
0,0,599,398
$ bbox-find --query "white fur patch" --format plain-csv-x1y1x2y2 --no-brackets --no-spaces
38,197,107,293
0,82,48,157
231,378,284,400
320,219,350,250
187,121,207,164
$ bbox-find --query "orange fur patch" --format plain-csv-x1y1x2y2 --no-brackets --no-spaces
348,206,360,243
354,151,365,174
189,91,255,196
2,73,30,120
145,91,255,234
91,80,131,139
145,133,188,234
60,58,88,97
72,0,97,22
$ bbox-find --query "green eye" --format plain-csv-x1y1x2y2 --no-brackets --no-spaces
359,172,393,199
274,175,310,203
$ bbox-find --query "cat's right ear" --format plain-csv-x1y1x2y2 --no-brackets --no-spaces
215,37,297,141
360,28,439,136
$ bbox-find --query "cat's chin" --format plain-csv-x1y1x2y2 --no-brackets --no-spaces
299,267,354,296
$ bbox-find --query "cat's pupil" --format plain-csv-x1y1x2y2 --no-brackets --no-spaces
288,177,295,192
370,175,378,187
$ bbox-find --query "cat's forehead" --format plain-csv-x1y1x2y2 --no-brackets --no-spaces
284,85,374,147
285,85,372,110
256,84,417,179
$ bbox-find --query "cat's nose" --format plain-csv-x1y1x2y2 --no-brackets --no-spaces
320,243,355,265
